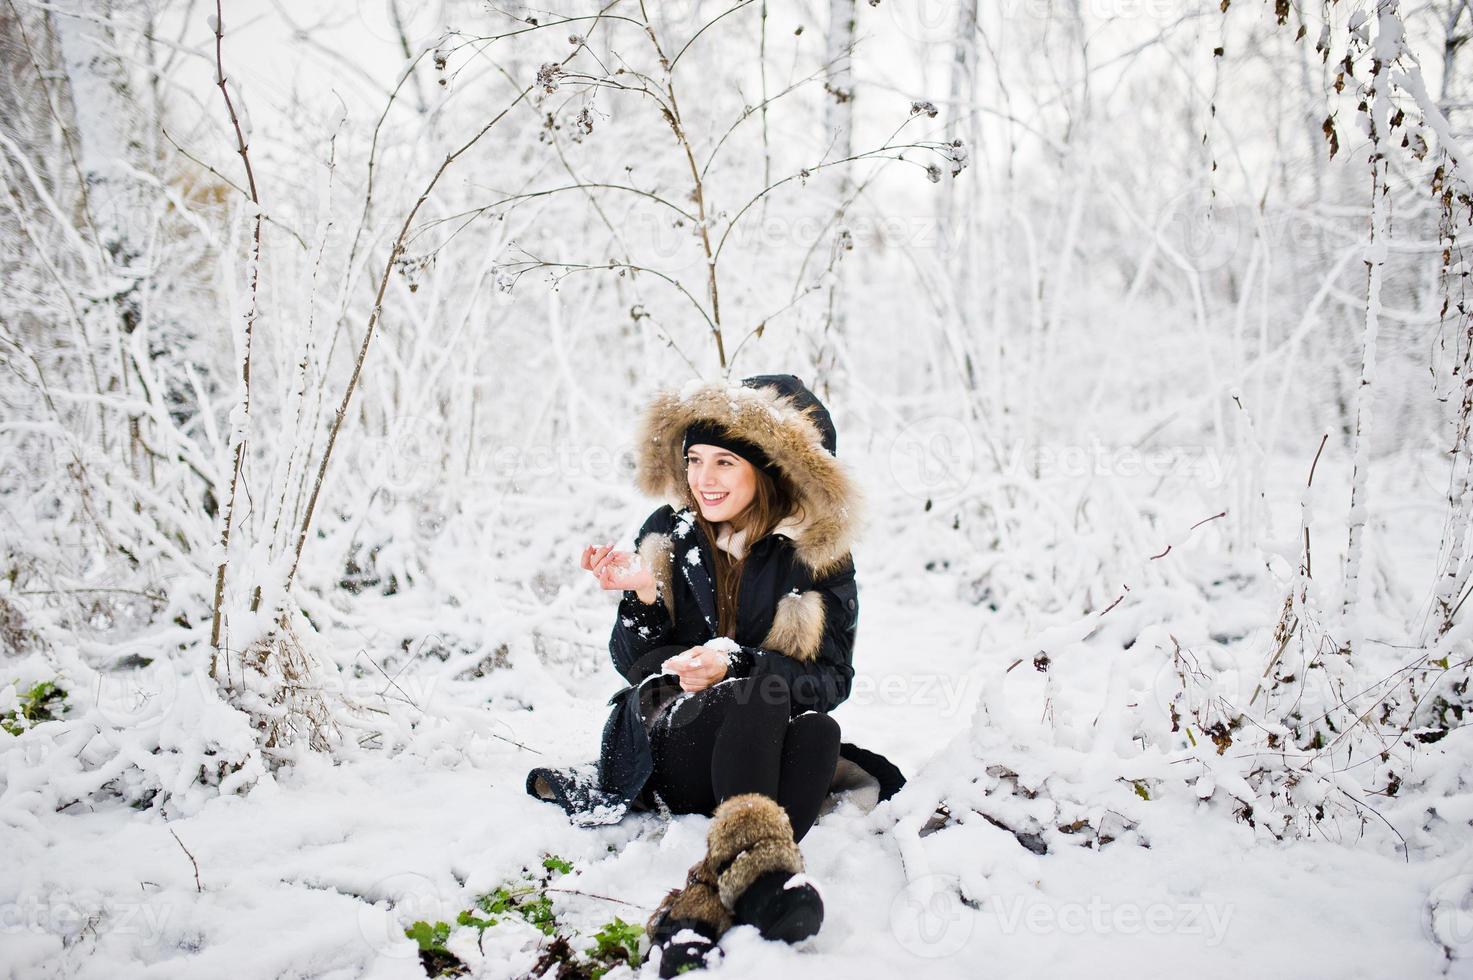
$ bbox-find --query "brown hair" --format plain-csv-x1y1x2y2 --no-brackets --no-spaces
683,461,802,638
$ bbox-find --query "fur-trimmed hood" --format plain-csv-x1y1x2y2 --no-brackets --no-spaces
633,375,862,577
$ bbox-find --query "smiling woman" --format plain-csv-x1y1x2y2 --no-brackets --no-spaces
526,374,905,976
686,446,756,520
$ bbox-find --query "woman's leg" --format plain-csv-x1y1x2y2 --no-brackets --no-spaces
709,674,790,803
650,674,842,841
648,682,735,815
774,712,841,842
711,675,840,841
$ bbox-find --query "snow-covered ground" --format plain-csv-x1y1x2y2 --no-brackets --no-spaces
5,449,1470,979
5,2,1473,977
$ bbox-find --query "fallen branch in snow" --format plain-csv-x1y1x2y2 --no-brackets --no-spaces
544,886,650,911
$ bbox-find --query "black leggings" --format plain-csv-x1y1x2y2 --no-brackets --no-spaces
647,673,841,843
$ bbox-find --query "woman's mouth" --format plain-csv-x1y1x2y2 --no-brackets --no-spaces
699,491,729,504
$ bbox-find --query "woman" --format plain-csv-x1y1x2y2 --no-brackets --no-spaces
526,374,905,975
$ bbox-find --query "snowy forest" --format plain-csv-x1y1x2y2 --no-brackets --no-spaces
2,0,1473,976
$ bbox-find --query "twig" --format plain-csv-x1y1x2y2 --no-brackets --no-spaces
208,0,265,675
1098,585,1129,617
1304,433,1328,577
545,886,651,910
284,5,622,597
170,829,203,892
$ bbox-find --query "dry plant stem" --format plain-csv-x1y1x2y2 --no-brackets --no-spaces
1305,432,1328,578
638,0,726,368
284,5,621,598
1252,433,1331,706
170,828,203,893
208,0,264,675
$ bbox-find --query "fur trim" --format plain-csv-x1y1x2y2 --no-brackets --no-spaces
705,793,805,910
760,590,826,662
716,839,805,911
637,531,677,620
647,857,733,940
634,381,862,577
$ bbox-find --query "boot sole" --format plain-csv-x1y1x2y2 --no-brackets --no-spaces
758,899,823,944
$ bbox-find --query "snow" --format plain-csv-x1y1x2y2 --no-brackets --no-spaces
2,456,1459,979
4,2,1471,978
782,872,818,894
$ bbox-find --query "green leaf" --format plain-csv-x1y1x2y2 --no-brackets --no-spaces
456,910,497,933
585,916,642,967
404,920,451,952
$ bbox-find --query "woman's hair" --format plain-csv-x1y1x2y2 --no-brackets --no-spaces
683,460,802,638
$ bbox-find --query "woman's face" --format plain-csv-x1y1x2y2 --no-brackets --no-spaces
685,444,757,525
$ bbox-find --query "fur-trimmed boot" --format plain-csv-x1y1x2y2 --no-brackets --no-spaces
706,793,824,944
645,856,732,977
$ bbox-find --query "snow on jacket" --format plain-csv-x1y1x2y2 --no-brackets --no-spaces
526,375,906,826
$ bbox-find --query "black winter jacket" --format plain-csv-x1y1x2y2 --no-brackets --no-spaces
526,375,905,826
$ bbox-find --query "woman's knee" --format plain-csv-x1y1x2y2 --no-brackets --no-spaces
728,672,792,720
788,710,840,749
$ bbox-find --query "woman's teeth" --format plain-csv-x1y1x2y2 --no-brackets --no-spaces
700,492,728,503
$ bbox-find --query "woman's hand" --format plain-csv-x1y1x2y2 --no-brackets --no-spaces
581,543,656,596
662,646,729,693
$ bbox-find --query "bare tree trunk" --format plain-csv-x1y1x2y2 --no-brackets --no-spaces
1428,356,1473,637
816,0,855,397
943,0,979,381
1342,7,1397,655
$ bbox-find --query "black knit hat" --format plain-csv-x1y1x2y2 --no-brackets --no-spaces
681,419,779,478
634,373,858,575
680,375,836,480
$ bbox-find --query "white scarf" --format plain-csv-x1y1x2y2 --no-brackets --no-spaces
714,513,807,560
